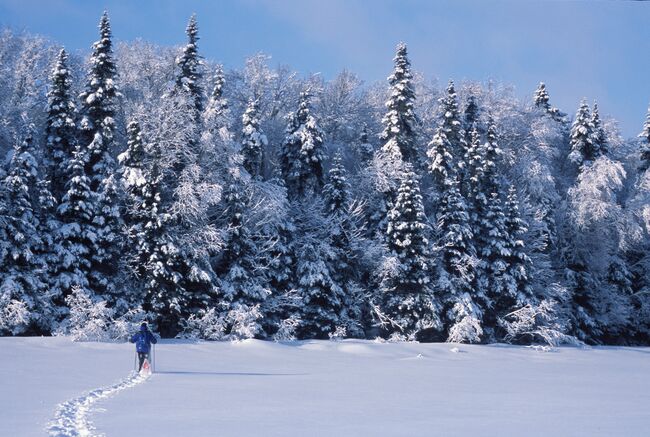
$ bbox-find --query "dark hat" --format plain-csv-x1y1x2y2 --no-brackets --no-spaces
140,322,148,329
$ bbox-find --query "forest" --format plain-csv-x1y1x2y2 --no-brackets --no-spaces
0,12,649,345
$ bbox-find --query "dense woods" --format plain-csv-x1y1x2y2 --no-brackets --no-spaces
1,12,649,345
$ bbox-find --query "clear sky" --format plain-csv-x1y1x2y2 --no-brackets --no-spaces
1,0,649,137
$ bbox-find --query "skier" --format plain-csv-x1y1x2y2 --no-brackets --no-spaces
130,322,158,372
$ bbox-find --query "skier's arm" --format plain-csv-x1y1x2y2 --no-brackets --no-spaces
129,334,136,343
150,332,158,344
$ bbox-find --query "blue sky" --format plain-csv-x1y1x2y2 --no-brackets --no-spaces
1,0,649,137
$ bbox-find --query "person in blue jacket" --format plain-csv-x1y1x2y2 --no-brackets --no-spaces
130,322,158,371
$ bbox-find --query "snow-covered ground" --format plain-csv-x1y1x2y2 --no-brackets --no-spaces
1,338,649,437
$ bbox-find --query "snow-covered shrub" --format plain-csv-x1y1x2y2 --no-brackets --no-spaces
273,315,301,342
182,307,227,340
110,306,147,341
499,299,583,348
58,286,115,342
227,303,263,341
0,296,30,335
328,326,347,341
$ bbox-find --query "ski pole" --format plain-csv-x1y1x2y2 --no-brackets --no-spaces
153,343,156,373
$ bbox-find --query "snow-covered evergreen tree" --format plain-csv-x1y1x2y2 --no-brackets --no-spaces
637,105,650,173
502,186,533,308
379,43,418,164
464,94,481,133
437,81,466,171
175,14,203,116
0,129,47,334
377,169,439,340
568,100,596,168
354,124,375,164
241,98,267,179
77,11,123,305
435,174,481,343
204,64,231,132
590,102,608,158
533,82,566,123
45,48,77,201
426,126,455,213
280,91,325,199
216,180,270,339
78,11,118,189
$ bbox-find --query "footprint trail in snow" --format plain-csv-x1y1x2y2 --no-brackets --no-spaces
48,371,150,437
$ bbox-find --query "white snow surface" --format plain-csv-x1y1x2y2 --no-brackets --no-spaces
1,337,649,437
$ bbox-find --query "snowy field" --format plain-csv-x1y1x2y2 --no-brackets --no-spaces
1,338,649,437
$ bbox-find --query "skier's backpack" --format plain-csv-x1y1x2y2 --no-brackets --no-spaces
135,333,150,353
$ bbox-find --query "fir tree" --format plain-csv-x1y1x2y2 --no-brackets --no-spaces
639,106,650,174
241,98,267,179
280,91,325,200
323,152,350,214
45,48,77,202
378,169,439,340
176,14,203,116
379,43,418,164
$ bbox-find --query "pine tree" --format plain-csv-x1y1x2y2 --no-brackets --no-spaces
323,152,350,214
590,102,608,158
45,48,77,202
568,100,597,168
280,91,325,200
378,169,439,340
379,43,418,164
241,98,267,179
0,129,47,334
639,106,650,173
176,14,203,116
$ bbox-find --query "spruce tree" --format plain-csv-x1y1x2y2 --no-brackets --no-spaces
0,129,47,334
502,186,533,307
52,143,95,310
639,105,650,173
204,64,231,132
77,11,123,305
533,82,566,123
426,126,455,213
437,81,466,170
435,174,482,343
464,95,481,133
355,124,375,163
45,48,77,202
241,98,267,179
379,43,418,164
568,100,596,168
176,14,204,116
639,108,650,173
217,180,269,339
323,152,350,214
280,91,325,200
378,169,439,340
78,11,118,189
590,102,608,158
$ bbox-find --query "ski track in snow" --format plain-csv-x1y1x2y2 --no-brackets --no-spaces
48,372,150,437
